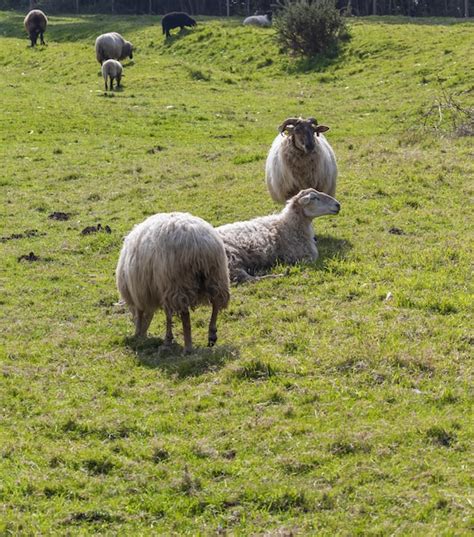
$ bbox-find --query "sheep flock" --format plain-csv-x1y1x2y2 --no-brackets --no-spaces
21,8,342,354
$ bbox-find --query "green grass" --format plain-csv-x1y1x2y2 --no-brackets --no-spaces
1,11,473,535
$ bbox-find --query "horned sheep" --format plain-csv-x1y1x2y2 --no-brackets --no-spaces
243,12,272,27
116,212,230,353
265,117,338,203
95,32,133,64
101,59,122,91
216,188,340,283
24,9,47,47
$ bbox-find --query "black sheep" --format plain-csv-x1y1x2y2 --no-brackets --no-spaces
161,12,196,38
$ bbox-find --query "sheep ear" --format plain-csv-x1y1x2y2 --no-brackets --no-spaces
298,192,315,206
315,125,329,136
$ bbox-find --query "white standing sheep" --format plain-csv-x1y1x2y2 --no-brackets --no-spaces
243,12,272,27
265,117,338,203
101,59,122,91
116,212,230,353
216,188,340,283
95,32,133,65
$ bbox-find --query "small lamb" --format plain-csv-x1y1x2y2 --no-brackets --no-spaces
265,117,338,203
116,212,230,353
101,59,122,91
217,188,340,283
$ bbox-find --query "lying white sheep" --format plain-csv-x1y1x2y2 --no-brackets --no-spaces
265,117,338,203
101,59,122,91
217,188,340,283
116,212,230,353
95,32,133,64
243,12,272,27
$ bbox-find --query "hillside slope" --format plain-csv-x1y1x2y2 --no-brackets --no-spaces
1,12,473,535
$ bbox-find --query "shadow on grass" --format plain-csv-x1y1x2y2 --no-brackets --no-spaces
125,335,239,378
162,27,195,47
286,48,346,74
315,234,353,264
0,12,160,42
98,85,126,95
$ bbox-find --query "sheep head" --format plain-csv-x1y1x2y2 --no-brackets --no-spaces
296,188,340,219
123,41,133,59
279,117,330,153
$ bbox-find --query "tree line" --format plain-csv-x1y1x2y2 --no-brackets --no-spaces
7,0,470,17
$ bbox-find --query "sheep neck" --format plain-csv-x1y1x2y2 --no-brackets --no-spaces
280,204,314,239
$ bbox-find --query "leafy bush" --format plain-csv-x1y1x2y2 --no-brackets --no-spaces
275,0,349,57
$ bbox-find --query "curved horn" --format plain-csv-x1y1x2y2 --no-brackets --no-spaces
278,117,300,134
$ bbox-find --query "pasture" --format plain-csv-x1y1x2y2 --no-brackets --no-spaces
1,11,473,535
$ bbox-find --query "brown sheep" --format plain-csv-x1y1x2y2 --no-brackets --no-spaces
24,9,48,47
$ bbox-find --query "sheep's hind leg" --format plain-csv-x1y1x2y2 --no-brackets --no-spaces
134,310,154,337
180,309,192,354
208,303,219,347
231,268,255,284
40,32,45,45
232,267,286,284
163,310,174,346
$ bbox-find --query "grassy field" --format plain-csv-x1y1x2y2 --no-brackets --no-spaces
1,11,473,535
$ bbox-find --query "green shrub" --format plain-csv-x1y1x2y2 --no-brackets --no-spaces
275,0,349,57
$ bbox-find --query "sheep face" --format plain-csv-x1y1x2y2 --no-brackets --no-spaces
279,117,330,154
124,42,133,59
297,189,340,219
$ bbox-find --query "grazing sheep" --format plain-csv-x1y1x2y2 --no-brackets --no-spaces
162,12,197,38
217,188,340,283
116,212,230,353
101,59,122,91
243,12,272,27
95,32,133,65
24,9,47,47
265,117,338,203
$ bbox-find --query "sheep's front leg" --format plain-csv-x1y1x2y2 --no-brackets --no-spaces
40,32,45,45
208,303,219,347
180,309,192,354
163,310,174,346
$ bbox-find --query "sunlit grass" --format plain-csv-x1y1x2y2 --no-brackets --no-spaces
1,11,473,535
